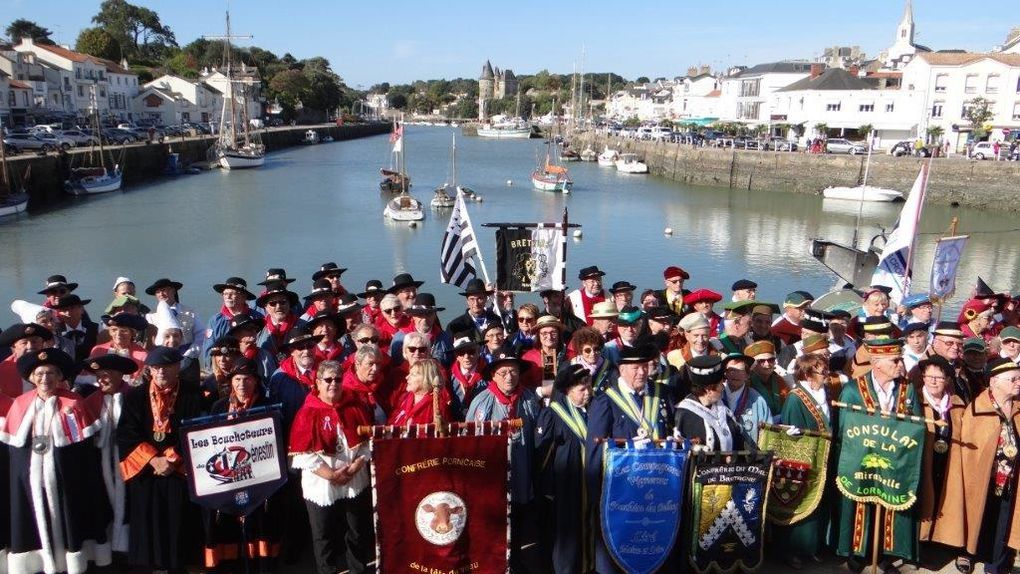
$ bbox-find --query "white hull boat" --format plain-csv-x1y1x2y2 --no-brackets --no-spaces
66,166,123,195
822,185,902,202
302,130,320,144
219,148,266,170
431,185,455,208
597,147,618,167
615,153,649,174
477,125,532,139
0,192,28,217
384,193,424,221
531,170,572,192
580,147,597,162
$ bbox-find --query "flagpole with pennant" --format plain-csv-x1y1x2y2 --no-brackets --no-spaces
870,159,931,303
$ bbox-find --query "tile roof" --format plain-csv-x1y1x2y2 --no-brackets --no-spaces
917,52,1020,66
35,42,93,64
778,68,873,92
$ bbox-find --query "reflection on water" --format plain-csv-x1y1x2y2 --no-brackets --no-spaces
0,125,1016,322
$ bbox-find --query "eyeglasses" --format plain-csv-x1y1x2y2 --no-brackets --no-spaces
266,299,288,307
357,337,380,344
581,346,602,354
923,375,947,382
518,316,536,324
407,346,428,353
756,357,776,364
939,339,963,348
319,376,341,384
493,368,517,378
382,308,400,314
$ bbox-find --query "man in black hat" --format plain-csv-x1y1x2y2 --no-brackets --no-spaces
3,348,114,573
52,294,98,363
394,293,453,367
446,278,502,344
38,274,79,308
203,277,260,365
731,279,758,302
118,346,204,572
847,316,897,379
226,314,279,383
267,329,318,430
312,262,349,296
357,279,387,326
299,279,339,323
609,280,636,312
255,283,303,359
566,265,607,325
387,272,424,309
257,268,296,286
0,323,54,398
144,278,205,360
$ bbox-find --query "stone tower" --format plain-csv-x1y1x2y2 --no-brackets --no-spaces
478,60,495,120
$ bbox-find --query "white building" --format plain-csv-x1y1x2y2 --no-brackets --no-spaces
364,93,389,119
669,73,721,123
0,50,63,117
0,72,34,126
134,74,223,126
12,38,116,118
718,62,815,124
606,80,673,122
104,59,139,122
880,0,930,70
900,51,1020,151
199,65,263,121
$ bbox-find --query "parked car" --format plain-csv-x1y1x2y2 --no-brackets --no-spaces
3,132,58,152
969,141,1008,160
58,129,100,146
766,137,799,151
888,140,930,157
825,138,868,155
101,128,135,144
3,140,20,155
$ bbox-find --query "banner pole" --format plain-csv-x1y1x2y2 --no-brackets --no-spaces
561,207,569,291
830,401,946,426
871,504,881,574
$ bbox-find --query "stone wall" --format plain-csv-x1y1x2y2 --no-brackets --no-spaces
7,122,390,207
573,134,1020,212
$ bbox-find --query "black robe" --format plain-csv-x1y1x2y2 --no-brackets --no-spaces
446,309,503,343
117,382,205,570
675,395,746,451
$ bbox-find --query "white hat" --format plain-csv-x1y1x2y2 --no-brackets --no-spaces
112,276,133,290
11,300,51,324
152,301,182,345
678,313,711,332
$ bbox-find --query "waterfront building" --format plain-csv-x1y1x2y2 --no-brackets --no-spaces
477,59,518,120
717,61,815,125
606,79,673,123
199,64,264,123
104,59,139,122
0,71,34,126
12,38,117,119
0,50,63,119
669,70,721,125
133,75,224,126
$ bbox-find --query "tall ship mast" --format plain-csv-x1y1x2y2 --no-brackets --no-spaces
209,9,265,170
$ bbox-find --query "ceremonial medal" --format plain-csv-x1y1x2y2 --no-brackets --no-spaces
933,439,949,454
1005,444,1018,459
153,431,166,442
31,436,50,454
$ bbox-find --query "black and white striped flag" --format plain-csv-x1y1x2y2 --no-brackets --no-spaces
440,188,480,287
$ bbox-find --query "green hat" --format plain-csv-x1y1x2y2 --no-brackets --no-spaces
722,300,757,317
1000,326,1020,344
963,337,987,353
105,294,143,315
864,337,904,358
784,291,814,308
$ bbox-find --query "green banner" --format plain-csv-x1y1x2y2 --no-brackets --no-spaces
758,425,831,525
835,409,925,511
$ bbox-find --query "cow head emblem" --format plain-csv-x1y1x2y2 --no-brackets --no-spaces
415,491,467,546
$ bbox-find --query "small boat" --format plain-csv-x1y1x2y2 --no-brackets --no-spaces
615,153,649,174
580,147,597,162
560,148,580,162
380,168,410,193
431,185,455,208
532,159,572,192
822,185,903,202
0,128,28,217
597,146,619,167
459,186,482,202
384,192,424,221
302,130,320,144
477,122,532,139
0,192,28,217
66,165,123,195
321,135,334,142
211,11,265,170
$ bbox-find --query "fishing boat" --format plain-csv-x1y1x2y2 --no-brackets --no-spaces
477,91,532,139
822,185,902,202
431,185,455,208
302,130,320,144
384,193,424,221
615,153,649,174
580,147,597,162
380,117,412,193
597,146,619,167
66,86,124,195
211,11,265,170
560,147,580,162
532,146,572,192
0,119,28,217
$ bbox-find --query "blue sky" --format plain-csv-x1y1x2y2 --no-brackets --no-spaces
6,0,1017,87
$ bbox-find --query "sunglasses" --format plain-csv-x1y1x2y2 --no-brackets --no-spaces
319,376,341,384
407,346,428,353
518,316,536,323
383,308,401,314
357,337,380,344
266,299,288,307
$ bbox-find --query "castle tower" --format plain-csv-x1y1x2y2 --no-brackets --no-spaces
478,60,495,120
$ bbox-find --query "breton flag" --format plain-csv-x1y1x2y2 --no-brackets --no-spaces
440,188,480,287
871,163,929,303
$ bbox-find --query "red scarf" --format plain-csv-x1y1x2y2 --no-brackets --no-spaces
288,391,371,453
280,356,317,389
488,384,523,414
388,391,441,426
362,305,381,326
265,314,297,348
314,343,343,363
220,305,243,321
451,361,485,396
375,314,408,347
342,368,385,411
241,345,258,360
580,289,606,324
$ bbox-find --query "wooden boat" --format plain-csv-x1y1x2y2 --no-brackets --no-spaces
212,11,265,170
431,185,455,208
532,159,572,192
66,86,124,195
380,168,410,193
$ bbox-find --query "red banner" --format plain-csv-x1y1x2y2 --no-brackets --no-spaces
372,434,509,574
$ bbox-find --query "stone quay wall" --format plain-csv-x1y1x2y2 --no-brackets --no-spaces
572,133,1020,212
8,122,390,207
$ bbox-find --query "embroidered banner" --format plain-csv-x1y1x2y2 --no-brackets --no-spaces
757,425,831,525
835,409,924,511
372,434,510,574
689,452,774,574
181,410,288,516
495,226,565,292
600,445,687,574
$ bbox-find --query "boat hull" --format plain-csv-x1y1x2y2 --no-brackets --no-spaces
616,161,649,174
531,172,572,192
0,193,28,217
219,152,265,170
822,186,902,202
65,172,123,195
477,127,532,139
384,206,424,221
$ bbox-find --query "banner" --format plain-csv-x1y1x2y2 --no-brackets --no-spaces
757,425,831,525
871,163,929,303
689,452,774,574
181,410,288,516
372,435,509,574
929,235,969,300
600,445,687,574
835,409,925,511
495,226,565,292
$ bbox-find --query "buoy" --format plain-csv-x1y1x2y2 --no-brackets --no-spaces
506,180,513,186
573,230,583,239
563,188,571,194
408,221,418,228
476,196,484,202
664,227,673,235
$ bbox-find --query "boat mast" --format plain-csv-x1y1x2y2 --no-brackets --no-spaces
91,84,106,170
451,132,457,188
578,45,585,130
400,112,407,194
0,115,9,192
851,129,875,249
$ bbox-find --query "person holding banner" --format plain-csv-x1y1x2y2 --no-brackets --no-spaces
289,359,373,574
933,358,1020,574
774,353,836,567
836,338,922,571
118,346,205,571
916,357,964,546
536,364,594,574
387,358,452,426
448,332,487,421
676,354,744,452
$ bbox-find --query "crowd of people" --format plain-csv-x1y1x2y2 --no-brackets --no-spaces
1,262,1019,574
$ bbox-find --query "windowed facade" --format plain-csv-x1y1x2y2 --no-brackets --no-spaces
885,102,895,113
858,103,874,112
931,101,944,118
986,74,1000,94
964,74,978,94
825,102,841,112
739,79,761,98
934,74,947,93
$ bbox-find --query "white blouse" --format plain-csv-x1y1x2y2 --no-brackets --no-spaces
291,428,370,507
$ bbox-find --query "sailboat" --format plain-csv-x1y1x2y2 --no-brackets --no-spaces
383,116,424,221
477,89,532,139
432,134,460,209
822,135,901,202
66,86,123,195
532,144,572,192
212,11,265,170
0,119,28,216
380,118,411,193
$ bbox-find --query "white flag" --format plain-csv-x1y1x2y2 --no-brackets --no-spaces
439,188,480,287
871,163,929,303
930,235,969,301
528,227,566,292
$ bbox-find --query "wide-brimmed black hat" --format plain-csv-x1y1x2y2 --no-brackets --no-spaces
577,265,606,280
482,350,531,380
618,343,658,364
227,314,262,336
145,278,183,296
38,275,78,295
103,313,149,332
687,355,725,387
213,277,256,301
458,278,492,297
208,335,241,356
52,294,91,309
555,364,591,394
337,293,361,315
539,288,565,298
257,286,299,308
145,346,183,366
388,273,425,293
357,280,386,299
312,262,348,281
0,323,54,347
280,329,324,353
80,354,139,375
226,358,260,379
306,310,343,331
721,353,754,371
17,348,75,380
258,268,296,286
609,281,637,294
645,306,677,324
450,331,480,354
305,280,335,302
406,293,445,315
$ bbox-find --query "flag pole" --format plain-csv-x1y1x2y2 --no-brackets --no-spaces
561,207,569,290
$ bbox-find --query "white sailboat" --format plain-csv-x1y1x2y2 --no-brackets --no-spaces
383,116,423,221
212,11,264,170
0,117,28,216
822,134,901,202
66,86,123,195
477,89,532,139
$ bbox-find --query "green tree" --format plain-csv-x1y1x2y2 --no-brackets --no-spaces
386,92,407,110
301,57,344,111
5,19,54,44
926,125,944,144
814,123,828,136
370,82,391,94
164,51,199,78
75,27,121,61
636,76,650,84
91,0,177,62
268,69,310,107
858,124,873,138
963,97,994,140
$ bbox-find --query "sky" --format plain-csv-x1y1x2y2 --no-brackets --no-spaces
5,0,1018,88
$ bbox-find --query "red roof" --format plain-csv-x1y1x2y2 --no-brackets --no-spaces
34,42,93,63
8,79,31,89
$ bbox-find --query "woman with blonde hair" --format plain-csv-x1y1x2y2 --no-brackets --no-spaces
388,358,452,426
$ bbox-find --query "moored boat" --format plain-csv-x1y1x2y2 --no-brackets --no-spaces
580,147,597,162
66,166,123,195
0,191,28,217
615,153,649,174
380,168,410,193
560,148,580,162
431,185,455,209
531,160,572,192
477,122,532,139
211,11,265,170
822,185,903,202
384,193,424,221
302,130,320,144
597,146,619,167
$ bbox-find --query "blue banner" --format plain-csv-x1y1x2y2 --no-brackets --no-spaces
600,445,687,574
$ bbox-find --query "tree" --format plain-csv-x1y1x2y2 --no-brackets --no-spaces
858,124,873,138
300,57,344,111
75,27,121,61
5,19,54,44
164,51,199,78
636,76,650,84
963,97,994,140
268,69,310,107
387,92,407,110
813,123,828,137
370,82,390,94
91,0,177,63
926,125,945,144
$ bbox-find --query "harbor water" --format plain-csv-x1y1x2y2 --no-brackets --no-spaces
1,125,1017,322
